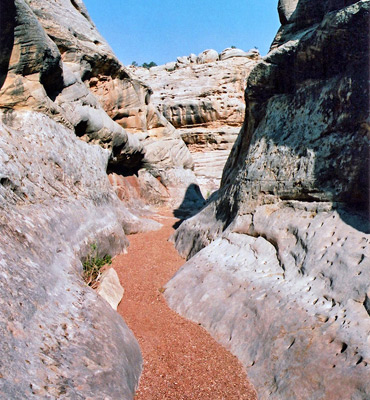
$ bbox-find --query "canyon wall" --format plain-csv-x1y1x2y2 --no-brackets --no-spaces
166,0,370,398
133,49,260,196
0,0,198,397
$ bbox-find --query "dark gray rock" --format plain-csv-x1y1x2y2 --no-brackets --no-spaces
278,0,299,24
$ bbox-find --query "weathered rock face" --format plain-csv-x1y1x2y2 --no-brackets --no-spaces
134,48,260,131
166,1,370,399
25,0,171,138
133,49,261,196
0,0,144,172
278,0,299,24
0,0,197,397
0,110,147,398
0,0,195,206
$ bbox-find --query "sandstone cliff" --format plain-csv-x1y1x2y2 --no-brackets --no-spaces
166,1,370,398
1,0,198,209
0,0,198,397
133,48,261,196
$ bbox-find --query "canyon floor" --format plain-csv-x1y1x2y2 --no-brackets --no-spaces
113,209,257,399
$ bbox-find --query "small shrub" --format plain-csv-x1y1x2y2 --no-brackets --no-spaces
142,61,157,69
83,243,112,288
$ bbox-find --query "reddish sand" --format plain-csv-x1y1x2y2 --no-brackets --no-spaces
113,210,257,400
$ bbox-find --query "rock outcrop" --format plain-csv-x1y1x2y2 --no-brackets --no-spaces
0,109,144,399
166,1,370,399
0,0,198,397
1,0,196,208
133,48,261,196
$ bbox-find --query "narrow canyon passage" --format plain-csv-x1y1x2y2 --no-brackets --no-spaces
113,210,257,400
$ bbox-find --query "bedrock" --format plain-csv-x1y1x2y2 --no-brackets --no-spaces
0,110,155,398
166,0,370,398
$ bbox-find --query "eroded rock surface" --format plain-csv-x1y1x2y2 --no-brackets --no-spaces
166,1,370,399
1,0,196,208
0,0,197,397
0,110,145,399
133,49,261,196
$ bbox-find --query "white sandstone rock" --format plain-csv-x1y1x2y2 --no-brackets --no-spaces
196,49,219,64
219,47,249,60
97,268,124,310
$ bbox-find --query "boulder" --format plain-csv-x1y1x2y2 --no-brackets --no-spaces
177,55,190,65
244,48,261,59
97,268,125,311
167,0,370,398
188,53,197,64
188,53,197,63
219,47,259,60
197,49,219,64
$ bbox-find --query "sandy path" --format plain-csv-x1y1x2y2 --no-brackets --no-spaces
113,210,256,400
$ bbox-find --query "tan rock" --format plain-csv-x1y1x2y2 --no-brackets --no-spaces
219,47,260,60
135,54,258,129
97,268,124,311
196,49,219,64
134,50,260,196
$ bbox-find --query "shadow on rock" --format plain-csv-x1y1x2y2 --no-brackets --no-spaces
335,205,370,234
0,0,15,90
173,183,206,229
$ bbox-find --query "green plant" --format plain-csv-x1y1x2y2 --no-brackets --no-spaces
142,61,157,69
231,45,236,49
83,243,112,288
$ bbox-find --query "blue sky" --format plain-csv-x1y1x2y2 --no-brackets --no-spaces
83,0,281,66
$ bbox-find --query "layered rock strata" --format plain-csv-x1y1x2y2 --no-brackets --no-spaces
1,0,196,208
166,1,370,399
0,0,198,397
133,49,261,196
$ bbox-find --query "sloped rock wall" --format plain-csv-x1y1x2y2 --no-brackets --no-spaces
166,1,370,398
0,110,150,398
0,0,197,397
